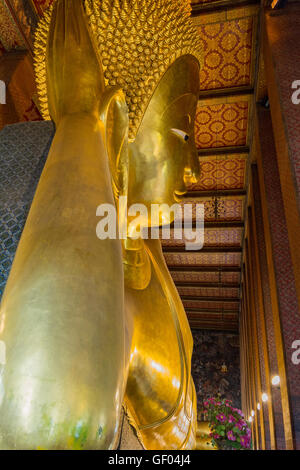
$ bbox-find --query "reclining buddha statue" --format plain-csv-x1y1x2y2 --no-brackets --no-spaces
0,0,202,450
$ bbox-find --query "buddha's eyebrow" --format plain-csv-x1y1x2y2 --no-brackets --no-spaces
171,128,189,140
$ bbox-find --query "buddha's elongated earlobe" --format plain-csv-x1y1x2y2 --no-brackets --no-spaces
99,88,151,291
99,87,129,210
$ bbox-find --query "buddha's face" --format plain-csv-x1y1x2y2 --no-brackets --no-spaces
127,55,200,228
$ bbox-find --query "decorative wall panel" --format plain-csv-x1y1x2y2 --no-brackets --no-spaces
161,227,243,247
180,196,244,221
194,17,253,90
195,100,249,149
164,252,241,266
190,154,247,191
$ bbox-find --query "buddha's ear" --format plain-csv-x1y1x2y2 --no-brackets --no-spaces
99,87,129,206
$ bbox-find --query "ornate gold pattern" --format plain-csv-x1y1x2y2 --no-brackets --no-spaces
34,0,202,139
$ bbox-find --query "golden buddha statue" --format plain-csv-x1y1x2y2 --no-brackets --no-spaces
0,0,129,450
123,56,201,449
0,0,202,450
84,0,201,449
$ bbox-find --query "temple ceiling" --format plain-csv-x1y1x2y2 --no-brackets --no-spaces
164,0,260,332
0,0,261,332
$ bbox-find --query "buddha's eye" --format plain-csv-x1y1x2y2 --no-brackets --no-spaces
171,128,189,142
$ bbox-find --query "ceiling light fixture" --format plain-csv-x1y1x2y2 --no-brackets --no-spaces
262,393,268,402
271,375,280,386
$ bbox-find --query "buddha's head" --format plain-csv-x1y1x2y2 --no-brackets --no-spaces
85,0,202,227
34,0,202,290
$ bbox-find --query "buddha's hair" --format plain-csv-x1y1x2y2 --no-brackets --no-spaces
34,0,202,140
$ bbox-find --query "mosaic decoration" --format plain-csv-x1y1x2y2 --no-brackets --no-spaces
171,271,241,285
161,227,243,247
183,299,239,311
203,226,242,246
191,330,241,415
189,154,247,191
0,121,54,299
195,101,248,149
257,106,300,447
0,0,25,50
0,54,42,129
32,0,54,16
164,252,241,267
194,17,253,90
7,0,38,49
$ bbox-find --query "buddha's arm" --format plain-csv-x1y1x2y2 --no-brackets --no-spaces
0,0,126,450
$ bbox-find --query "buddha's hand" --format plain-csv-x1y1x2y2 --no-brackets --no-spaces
46,0,104,123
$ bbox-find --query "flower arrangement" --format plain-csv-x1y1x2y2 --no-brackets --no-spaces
203,397,252,450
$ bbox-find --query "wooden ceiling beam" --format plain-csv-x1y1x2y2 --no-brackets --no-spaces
167,221,244,229
168,265,241,272
189,322,239,332
198,146,249,156
191,0,260,15
199,86,254,100
183,189,247,198
182,296,240,302
175,282,240,288
185,308,238,314
163,246,242,253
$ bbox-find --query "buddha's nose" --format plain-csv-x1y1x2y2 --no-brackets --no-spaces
184,147,200,185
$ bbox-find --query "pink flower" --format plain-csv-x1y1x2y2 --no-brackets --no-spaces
232,407,244,417
240,435,250,448
237,419,246,430
213,433,221,439
216,413,227,423
228,414,236,423
203,401,209,408
227,430,236,441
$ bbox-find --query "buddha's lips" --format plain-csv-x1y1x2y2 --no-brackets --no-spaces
174,190,187,202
